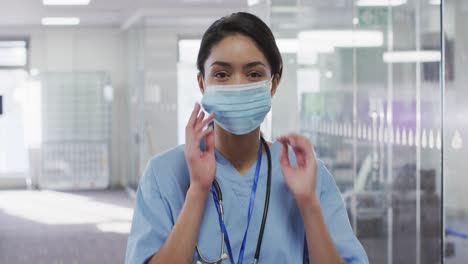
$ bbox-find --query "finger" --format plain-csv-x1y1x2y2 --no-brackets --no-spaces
289,134,318,169
287,133,313,158
279,141,293,171
188,103,201,129
296,152,306,168
195,111,205,129
290,133,313,149
204,126,215,154
276,136,289,145
198,113,215,131
199,126,214,152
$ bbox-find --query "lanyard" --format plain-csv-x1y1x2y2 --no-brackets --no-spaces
211,142,263,264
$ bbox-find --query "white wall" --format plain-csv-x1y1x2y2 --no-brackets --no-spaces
0,26,128,188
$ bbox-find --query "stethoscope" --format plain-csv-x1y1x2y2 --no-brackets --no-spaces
196,135,272,264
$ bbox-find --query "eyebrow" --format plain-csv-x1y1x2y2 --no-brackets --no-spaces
244,61,266,69
210,61,266,69
210,61,232,68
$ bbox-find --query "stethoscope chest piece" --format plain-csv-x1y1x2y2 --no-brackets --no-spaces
196,253,228,264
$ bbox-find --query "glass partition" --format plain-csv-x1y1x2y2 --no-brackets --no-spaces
444,0,468,263
270,0,443,263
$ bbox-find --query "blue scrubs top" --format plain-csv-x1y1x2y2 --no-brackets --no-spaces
125,141,369,264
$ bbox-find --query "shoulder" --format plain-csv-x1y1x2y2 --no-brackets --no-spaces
316,159,335,194
140,144,190,195
147,144,186,170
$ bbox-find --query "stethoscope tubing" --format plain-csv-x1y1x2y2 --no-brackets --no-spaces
196,135,272,264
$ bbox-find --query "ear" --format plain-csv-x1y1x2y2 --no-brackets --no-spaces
271,74,280,97
197,72,205,94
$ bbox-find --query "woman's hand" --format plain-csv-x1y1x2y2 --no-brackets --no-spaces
184,103,216,194
277,133,318,206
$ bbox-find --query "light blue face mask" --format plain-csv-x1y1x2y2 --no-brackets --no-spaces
201,79,272,135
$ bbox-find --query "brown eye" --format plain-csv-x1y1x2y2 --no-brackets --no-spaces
214,72,229,79
248,72,263,79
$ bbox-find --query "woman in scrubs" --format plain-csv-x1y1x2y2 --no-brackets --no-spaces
126,12,368,264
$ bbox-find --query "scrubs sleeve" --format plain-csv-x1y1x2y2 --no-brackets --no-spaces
306,161,369,264
125,159,175,264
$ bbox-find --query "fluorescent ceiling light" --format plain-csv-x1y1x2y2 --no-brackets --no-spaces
429,0,441,5
247,0,261,6
273,38,334,54
43,0,91,5
42,17,80,26
383,51,441,63
356,0,407,6
298,30,384,48
272,6,299,13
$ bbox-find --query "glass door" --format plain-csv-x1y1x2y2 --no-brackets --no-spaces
0,39,30,189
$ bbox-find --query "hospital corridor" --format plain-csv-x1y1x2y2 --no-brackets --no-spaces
0,0,468,263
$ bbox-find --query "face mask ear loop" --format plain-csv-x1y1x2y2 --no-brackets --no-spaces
269,74,275,94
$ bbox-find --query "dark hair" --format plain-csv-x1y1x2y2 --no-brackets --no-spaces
197,12,283,81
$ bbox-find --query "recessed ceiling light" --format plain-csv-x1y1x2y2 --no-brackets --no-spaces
248,0,261,6
43,0,91,5
41,17,80,26
356,0,407,6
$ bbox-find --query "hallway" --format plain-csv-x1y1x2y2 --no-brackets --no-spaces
0,190,133,264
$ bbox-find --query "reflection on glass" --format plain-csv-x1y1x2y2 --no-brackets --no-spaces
270,0,443,263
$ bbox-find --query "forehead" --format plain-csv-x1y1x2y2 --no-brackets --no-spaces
205,34,269,67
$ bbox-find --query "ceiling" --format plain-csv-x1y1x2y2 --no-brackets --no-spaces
1,0,465,29
0,0,247,27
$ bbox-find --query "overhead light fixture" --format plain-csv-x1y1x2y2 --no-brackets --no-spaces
383,51,441,63
356,0,407,6
271,6,299,13
429,0,441,5
298,30,384,48
247,0,261,6
42,17,80,26
43,0,91,5
274,38,335,54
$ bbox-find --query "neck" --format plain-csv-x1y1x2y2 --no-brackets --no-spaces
214,124,262,176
